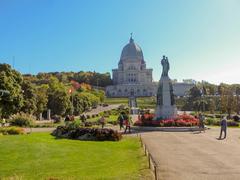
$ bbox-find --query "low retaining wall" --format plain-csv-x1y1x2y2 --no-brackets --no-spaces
133,126,204,132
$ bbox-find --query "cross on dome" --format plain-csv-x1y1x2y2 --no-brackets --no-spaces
130,32,134,43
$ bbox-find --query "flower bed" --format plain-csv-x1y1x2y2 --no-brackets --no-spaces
134,114,199,127
52,126,122,141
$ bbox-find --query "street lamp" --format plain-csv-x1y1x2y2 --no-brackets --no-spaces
201,81,205,113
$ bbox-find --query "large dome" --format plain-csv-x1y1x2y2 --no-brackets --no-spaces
120,37,144,61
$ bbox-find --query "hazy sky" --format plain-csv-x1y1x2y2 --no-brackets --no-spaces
0,0,239,84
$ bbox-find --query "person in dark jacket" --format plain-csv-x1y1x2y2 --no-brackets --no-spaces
219,116,227,139
198,113,205,133
118,112,125,130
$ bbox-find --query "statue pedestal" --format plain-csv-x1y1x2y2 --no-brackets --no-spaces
155,76,177,119
155,105,177,119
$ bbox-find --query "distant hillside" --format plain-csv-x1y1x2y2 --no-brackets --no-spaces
23,71,113,87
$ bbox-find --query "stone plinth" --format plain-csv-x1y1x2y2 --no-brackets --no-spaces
155,76,177,119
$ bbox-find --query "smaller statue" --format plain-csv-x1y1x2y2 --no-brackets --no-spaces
161,56,169,77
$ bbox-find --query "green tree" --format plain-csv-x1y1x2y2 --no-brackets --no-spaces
72,93,85,115
47,77,72,116
48,89,72,116
21,80,37,114
35,84,49,117
0,64,24,118
208,98,216,114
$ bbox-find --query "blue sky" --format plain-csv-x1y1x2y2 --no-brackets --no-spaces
0,0,239,84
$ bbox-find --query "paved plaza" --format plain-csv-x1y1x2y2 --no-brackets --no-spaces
141,127,240,180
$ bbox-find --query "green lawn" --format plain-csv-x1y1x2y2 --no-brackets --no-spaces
104,97,156,108
86,115,119,123
0,133,151,180
104,97,129,105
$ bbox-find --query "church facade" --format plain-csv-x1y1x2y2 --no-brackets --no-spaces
106,36,193,97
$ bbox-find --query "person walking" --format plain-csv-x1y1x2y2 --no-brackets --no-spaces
118,112,125,130
199,113,205,133
219,116,227,139
124,116,131,134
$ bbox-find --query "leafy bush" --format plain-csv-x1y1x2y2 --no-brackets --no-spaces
52,115,62,123
84,121,100,127
215,114,224,118
135,114,199,127
233,115,240,122
52,126,122,141
108,121,118,125
10,113,35,127
205,114,215,118
33,123,56,128
227,121,239,127
205,118,216,125
65,120,82,129
0,127,25,135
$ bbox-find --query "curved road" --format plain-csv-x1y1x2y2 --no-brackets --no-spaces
141,127,240,180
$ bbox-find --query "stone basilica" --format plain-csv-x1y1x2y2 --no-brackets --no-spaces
106,36,193,97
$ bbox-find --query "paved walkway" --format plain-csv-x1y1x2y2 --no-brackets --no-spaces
24,127,55,133
141,127,240,180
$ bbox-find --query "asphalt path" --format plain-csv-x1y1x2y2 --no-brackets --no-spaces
141,127,240,180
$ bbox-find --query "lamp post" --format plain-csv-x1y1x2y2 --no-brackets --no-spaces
201,81,205,113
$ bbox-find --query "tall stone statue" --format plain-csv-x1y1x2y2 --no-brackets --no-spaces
155,55,177,119
161,56,169,77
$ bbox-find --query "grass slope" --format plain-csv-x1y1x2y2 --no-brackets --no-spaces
0,133,151,180
104,97,156,108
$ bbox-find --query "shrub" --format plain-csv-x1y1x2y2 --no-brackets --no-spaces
205,114,215,118
227,121,239,127
108,121,118,125
10,113,35,127
110,109,119,115
66,120,82,129
84,121,100,127
52,115,62,123
205,118,216,125
52,126,122,141
215,114,224,118
86,115,91,119
233,115,240,122
33,123,56,128
0,127,25,135
135,114,199,127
